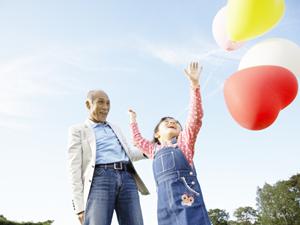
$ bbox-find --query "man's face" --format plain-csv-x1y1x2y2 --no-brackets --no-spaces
86,91,110,123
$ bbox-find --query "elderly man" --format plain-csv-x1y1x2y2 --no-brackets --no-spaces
67,89,149,225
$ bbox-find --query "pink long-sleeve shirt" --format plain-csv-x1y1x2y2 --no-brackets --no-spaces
130,86,203,165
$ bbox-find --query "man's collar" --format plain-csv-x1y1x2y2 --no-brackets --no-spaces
86,119,108,128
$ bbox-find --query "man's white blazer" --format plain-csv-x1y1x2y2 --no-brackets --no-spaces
67,119,150,214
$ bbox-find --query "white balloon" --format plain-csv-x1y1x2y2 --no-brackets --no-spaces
212,6,244,51
239,38,300,77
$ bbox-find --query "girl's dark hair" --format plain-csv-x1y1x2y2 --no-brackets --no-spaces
152,116,182,144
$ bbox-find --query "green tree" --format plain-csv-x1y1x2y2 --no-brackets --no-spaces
233,206,259,225
257,174,300,225
227,221,239,225
0,215,53,225
208,208,230,225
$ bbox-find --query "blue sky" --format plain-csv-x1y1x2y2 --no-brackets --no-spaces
0,1,299,224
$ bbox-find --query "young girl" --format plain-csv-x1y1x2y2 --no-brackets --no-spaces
128,62,211,225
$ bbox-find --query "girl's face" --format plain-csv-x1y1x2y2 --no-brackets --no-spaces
155,118,181,142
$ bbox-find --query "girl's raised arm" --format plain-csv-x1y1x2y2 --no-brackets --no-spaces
181,62,204,154
128,109,155,158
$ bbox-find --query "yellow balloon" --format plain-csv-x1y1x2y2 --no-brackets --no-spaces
227,0,285,41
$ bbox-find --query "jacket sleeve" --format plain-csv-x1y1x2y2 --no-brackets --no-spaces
67,125,84,214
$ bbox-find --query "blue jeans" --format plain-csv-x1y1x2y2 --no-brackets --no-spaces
83,167,144,225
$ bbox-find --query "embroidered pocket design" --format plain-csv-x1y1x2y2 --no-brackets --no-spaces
181,193,194,206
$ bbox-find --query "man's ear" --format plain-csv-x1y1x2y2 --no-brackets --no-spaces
85,100,91,110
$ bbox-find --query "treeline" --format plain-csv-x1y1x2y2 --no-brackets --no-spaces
208,173,300,225
0,215,53,225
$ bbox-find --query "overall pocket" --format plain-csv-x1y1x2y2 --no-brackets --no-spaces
154,151,175,175
180,176,200,196
170,177,201,207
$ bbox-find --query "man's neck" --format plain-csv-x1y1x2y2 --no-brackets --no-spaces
89,118,106,124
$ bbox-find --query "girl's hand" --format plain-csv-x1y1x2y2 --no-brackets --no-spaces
184,61,202,88
128,109,137,123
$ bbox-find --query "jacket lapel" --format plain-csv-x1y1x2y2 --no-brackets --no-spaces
84,119,96,159
108,122,128,154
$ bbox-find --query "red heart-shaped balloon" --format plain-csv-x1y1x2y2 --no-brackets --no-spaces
224,65,298,130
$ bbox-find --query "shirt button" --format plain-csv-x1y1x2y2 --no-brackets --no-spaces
189,171,193,176
89,179,92,182
92,165,95,168
191,181,195,185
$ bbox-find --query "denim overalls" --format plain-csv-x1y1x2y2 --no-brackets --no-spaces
153,144,211,225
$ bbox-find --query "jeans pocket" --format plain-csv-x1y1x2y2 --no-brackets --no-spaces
94,167,106,177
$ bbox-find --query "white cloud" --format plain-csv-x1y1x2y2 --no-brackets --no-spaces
134,38,244,103
0,38,243,130
135,37,243,67
0,50,87,129
0,42,143,130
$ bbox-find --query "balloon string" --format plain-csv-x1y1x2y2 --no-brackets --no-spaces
202,54,225,101
176,53,225,120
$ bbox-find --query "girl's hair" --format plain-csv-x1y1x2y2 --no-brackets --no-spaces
152,116,182,144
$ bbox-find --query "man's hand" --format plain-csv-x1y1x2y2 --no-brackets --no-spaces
78,211,84,224
128,109,137,123
184,61,202,88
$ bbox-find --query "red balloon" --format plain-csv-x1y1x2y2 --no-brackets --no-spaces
224,65,298,130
